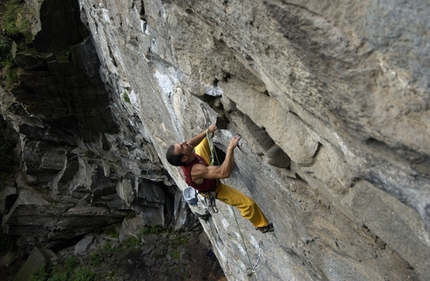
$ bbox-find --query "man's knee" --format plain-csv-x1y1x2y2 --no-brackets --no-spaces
243,198,257,211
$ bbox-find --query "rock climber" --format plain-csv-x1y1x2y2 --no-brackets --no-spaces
166,124,274,233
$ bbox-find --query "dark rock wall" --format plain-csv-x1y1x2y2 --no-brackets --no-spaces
0,0,193,255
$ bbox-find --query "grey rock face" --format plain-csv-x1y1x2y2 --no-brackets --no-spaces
0,0,429,280
76,0,428,280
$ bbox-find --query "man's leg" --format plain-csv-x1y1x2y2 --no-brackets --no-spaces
194,137,211,165
195,138,272,231
216,183,269,228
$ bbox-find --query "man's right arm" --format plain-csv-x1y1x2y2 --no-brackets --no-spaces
187,124,217,148
191,135,241,180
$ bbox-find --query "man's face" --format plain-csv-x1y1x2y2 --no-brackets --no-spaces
174,142,194,158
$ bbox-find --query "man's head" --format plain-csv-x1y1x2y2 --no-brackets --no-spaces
166,142,194,166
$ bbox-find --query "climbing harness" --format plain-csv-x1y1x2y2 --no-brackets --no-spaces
183,184,218,213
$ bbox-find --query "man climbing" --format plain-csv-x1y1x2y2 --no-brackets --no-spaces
166,124,274,233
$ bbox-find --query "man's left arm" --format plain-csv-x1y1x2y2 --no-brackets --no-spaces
187,124,217,147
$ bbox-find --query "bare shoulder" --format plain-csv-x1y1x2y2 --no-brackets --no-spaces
190,163,208,177
190,163,208,184
192,164,222,180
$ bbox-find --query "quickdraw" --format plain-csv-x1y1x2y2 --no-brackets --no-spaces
203,191,218,213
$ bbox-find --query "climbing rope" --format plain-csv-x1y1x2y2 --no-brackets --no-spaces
205,126,262,280
231,205,260,280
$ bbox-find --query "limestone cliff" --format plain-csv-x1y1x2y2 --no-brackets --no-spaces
0,0,429,280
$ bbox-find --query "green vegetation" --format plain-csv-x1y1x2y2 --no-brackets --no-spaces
122,91,130,104
173,233,189,246
25,225,200,281
107,270,119,280
105,225,119,239
71,268,97,281
65,256,79,270
140,225,163,235
101,225,165,252
84,150,97,158
125,211,137,220
122,236,140,248
28,258,96,281
29,266,49,281
2,62,19,87
0,33,12,65
46,272,68,281
0,0,33,43
102,240,114,253
56,48,71,63
168,250,181,259
89,253,102,266
0,0,35,87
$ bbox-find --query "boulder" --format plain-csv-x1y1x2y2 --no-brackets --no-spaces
74,235,94,255
13,247,49,281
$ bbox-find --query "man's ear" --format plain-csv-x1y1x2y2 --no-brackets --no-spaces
181,155,188,163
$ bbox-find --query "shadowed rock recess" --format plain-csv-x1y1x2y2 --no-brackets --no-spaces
0,0,429,280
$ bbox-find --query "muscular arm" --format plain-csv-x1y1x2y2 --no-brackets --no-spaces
191,135,241,182
187,124,217,148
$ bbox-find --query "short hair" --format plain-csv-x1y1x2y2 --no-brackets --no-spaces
166,144,185,166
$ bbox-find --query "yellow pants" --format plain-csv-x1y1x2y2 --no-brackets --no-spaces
195,137,269,228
